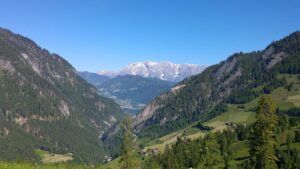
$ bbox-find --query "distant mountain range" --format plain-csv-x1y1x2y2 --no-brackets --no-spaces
79,61,204,114
78,72,175,114
97,61,206,82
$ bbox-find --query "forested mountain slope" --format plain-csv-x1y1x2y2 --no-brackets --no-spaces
133,31,300,139
0,28,122,163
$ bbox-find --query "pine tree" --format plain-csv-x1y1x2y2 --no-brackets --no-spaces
119,117,134,169
249,96,279,169
197,133,222,169
240,159,252,169
295,130,300,142
278,115,290,144
218,130,233,169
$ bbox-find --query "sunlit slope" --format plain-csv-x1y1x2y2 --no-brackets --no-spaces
141,74,300,152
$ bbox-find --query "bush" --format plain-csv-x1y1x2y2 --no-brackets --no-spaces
283,108,300,116
263,86,272,94
193,122,213,131
237,105,245,109
295,130,300,142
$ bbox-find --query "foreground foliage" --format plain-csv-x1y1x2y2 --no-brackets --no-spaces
0,162,103,169
140,96,300,169
119,117,134,169
249,96,278,169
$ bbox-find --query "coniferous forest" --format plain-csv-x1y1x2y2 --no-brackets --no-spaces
1,1,300,169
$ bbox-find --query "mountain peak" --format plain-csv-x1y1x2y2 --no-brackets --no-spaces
98,61,206,82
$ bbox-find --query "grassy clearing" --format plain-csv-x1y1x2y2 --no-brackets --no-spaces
244,87,295,111
204,105,255,129
35,149,73,164
274,74,300,103
101,152,143,169
245,74,300,110
143,104,256,152
288,94,300,107
143,132,182,152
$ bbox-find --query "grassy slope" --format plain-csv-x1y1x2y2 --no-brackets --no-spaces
101,153,143,169
245,74,300,111
141,74,300,154
35,150,73,164
140,105,255,153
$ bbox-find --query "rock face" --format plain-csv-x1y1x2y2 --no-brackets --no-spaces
98,61,206,82
0,28,122,162
132,31,300,139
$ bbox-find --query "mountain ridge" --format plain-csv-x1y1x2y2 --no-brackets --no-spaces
131,31,300,139
0,27,122,163
97,61,206,82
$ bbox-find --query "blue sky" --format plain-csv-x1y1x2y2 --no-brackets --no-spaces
1,0,300,72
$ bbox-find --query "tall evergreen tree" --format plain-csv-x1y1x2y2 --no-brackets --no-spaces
197,133,222,169
249,96,279,169
217,130,234,169
119,117,134,169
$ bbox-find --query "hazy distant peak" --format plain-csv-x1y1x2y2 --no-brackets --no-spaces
98,61,206,82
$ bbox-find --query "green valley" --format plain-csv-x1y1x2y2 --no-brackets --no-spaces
1,2,300,168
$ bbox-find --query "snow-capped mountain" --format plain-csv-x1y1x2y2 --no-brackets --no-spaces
98,61,206,82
